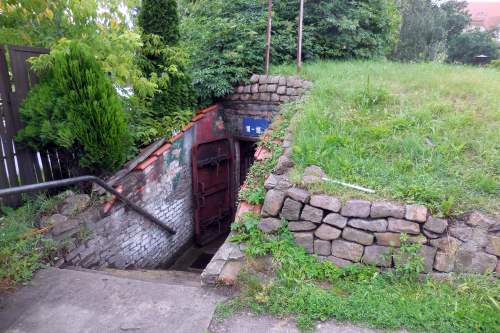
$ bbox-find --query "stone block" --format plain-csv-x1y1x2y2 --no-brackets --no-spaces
241,94,250,101
375,232,401,247
370,201,405,219
448,225,474,242
424,217,448,234
420,246,437,273
280,198,302,221
348,218,387,232
45,214,68,228
251,84,259,93
387,218,420,234
341,200,371,218
314,239,331,256
288,221,317,231
275,155,294,175
258,218,282,233
434,251,455,272
408,235,427,244
323,213,347,229
267,84,277,92
271,93,280,102
279,95,290,102
466,211,496,230
286,87,296,96
243,85,251,93
362,245,392,267
460,228,489,251
262,189,286,216
429,237,461,253
60,194,91,216
236,86,244,93
260,93,271,101
423,229,440,239
310,195,341,212
293,232,314,253
485,236,500,257
300,205,324,223
258,84,267,92
331,240,364,262
219,261,243,285
52,218,81,236
260,75,270,84
454,250,497,273
250,74,260,83
278,76,287,85
277,86,287,95
325,256,352,267
287,187,310,203
405,204,428,222
264,174,278,189
342,227,374,245
314,224,341,240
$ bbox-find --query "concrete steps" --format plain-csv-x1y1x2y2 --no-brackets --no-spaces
96,268,201,287
0,268,224,333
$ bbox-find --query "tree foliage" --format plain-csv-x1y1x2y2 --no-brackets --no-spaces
136,0,196,140
180,0,400,105
448,29,499,64
18,41,131,173
0,0,156,98
138,0,180,45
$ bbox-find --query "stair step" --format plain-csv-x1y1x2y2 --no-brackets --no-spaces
67,267,201,287
101,268,201,287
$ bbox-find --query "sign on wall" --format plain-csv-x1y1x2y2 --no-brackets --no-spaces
242,117,270,137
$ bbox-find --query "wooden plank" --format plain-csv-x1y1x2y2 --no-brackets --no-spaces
0,46,21,188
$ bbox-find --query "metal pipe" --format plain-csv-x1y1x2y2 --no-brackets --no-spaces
0,176,176,235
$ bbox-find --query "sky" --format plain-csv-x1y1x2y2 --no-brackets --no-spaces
466,0,500,3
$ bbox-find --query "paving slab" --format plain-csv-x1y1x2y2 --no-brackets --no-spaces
0,268,224,333
209,312,409,333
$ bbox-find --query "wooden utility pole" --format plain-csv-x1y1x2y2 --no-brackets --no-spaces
297,0,304,73
265,0,273,75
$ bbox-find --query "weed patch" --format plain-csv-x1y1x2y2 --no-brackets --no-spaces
0,193,69,290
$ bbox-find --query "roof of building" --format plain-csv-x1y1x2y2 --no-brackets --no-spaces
467,2,500,30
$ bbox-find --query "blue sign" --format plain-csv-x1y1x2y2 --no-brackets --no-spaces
242,117,270,137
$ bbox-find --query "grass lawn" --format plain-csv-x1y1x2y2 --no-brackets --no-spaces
274,61,499,216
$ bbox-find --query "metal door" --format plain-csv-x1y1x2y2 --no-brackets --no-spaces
192,138,234,245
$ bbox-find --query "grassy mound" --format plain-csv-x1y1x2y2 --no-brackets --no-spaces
274,61,499,216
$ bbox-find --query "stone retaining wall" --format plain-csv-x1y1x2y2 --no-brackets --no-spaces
260,160,500,274
222,74,311,138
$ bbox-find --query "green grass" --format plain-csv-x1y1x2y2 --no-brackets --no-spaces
273,61,499,216
226,213,500,332
0,193,67,290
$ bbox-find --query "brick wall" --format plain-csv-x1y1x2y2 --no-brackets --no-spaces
48,106,227,269
222,74,312,138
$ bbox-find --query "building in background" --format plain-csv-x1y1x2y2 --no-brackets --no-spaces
467,2,500,40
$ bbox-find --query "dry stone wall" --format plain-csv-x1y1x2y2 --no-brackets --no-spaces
260,160,500,274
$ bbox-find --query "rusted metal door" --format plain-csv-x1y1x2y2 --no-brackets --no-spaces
192,138,234,245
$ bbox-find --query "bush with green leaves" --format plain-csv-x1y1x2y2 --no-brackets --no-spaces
18,41,131,173
447,29,499,64
179,0,400,105
137,0,196,126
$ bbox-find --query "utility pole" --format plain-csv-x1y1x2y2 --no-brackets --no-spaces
297,0,304,73
265,0,273,75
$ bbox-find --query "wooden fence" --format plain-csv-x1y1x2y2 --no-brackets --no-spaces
0,45,79,206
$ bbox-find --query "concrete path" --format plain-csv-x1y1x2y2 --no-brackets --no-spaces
0,268,224,333
209,312,409,333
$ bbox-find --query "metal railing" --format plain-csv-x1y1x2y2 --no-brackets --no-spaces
0,175,176,235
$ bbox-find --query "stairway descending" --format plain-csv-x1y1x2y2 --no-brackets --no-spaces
95,268,201,287
1,267,224,333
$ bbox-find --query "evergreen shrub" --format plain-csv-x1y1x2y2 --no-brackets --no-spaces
18,41,131,173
